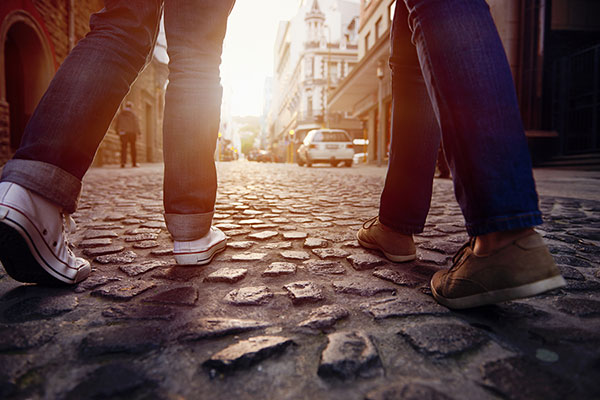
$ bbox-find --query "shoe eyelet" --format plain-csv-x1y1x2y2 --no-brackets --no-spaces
43,229,47,235
53,241,57,247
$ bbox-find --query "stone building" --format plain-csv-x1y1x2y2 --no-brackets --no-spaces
329,0,600,166
0,0,167,166
268,0,362,162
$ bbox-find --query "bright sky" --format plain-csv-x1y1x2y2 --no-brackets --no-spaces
220,0,301,117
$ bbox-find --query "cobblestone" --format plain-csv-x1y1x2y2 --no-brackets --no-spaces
1,163,598,399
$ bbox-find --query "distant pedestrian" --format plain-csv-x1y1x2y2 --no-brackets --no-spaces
357,0,565,309
116,101,140,168
0,1,234,285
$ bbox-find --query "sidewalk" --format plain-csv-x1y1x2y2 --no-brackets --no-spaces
0,161,598,400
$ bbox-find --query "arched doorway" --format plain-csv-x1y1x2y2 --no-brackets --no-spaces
1,11,54,151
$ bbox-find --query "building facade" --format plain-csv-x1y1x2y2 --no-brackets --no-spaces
0,0,167,166
329,0,600,166
268,0,361,162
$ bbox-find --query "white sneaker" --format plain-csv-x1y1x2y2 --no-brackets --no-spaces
173,226,227,265
0,182,90,284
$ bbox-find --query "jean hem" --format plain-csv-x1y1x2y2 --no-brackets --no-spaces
165,211,214,241
0,159,81,213
378,214,425,235
466,212,543,237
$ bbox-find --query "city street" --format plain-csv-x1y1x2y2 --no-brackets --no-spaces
1,161,599,400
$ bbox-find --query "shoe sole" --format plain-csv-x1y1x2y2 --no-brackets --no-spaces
431,274,567,309
174,239,227,266
356,232,416,263
0,205,90,284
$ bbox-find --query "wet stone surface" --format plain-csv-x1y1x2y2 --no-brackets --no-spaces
0,163,598,399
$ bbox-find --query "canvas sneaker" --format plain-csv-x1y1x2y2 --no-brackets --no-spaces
0,182,91,284
356,217,417,262
173,226,227,265
431,232,566,309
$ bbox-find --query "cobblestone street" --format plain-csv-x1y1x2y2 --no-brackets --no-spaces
1,161,599,400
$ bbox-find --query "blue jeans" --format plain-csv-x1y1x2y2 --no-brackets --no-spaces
379,0,542,237
1,0,235,240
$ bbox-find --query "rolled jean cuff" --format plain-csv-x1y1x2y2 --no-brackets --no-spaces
165,211,214,241
378,214,425,235
0,159,81,213
466,211,543,237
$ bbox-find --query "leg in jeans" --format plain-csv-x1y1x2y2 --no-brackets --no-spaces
162,0,235,241
378,3,440,235
1,0,163,212
403,0,541,235
120,135,128,167
129,133,137,166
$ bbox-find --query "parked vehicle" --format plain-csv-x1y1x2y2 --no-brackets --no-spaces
297,129,354,167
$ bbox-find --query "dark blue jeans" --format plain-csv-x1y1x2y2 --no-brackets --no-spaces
1,0,235,240
379,0,542,237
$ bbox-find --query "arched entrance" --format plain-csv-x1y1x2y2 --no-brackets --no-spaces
1,10,54,150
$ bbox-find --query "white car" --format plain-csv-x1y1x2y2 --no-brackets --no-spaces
297,129,354,167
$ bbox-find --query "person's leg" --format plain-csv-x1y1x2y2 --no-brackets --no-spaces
120,135,128,167
129,133,137,167
0,0,163,284
162,0,235,264
357,3,439,262
402,0,564,308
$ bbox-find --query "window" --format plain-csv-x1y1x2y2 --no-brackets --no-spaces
365,32,371,51
305,57,314,78
329,62,338,81
375,17,382,39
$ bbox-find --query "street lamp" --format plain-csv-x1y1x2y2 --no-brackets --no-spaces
377,60,385,167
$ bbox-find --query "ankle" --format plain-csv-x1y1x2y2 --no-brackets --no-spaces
474,228,535,256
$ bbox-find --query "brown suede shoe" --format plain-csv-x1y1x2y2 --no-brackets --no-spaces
431,232,565,309
356,217,417,262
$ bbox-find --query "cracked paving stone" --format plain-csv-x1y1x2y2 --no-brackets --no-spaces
283,232,308,239
231,252,267,261
304,260,346,275
83,230,118,240
3,296,79,322
133,240,159,249
555,297,600,317
332,279,396,297
95,250,137,264
0,323,56,351
252,223,279,229
178,318,269,341
366,383,454,400
304,238,328,248
372,269,424,287
91,281,155,300
74,275,121,293
298,304,349,330
318,331,382,379
142,286,198,306
102,304,176,321
361,292,449,319
347,253,386,270
84,245,125,257
417,250,450,265
280,250,311,260
262,241,292,250
124,233,159,242
242,209,263,216
79,325,164,357
214,223,242,230
398,322,488,358
205,267,248,283
481,356,571,400
342,240,360,248
78,238,113,248
64,363,153,400
283,281,324,304
125,227,162,235
239,219,265,225
248,230,278,240
203,336,294,372
119,260,168,276
227,241,256,250
140,221,165,229
262,262,297,277
225,286,273,305
150,248,173,256
312,248,350,259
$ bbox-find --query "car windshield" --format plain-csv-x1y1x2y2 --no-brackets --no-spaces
312,131,350,142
